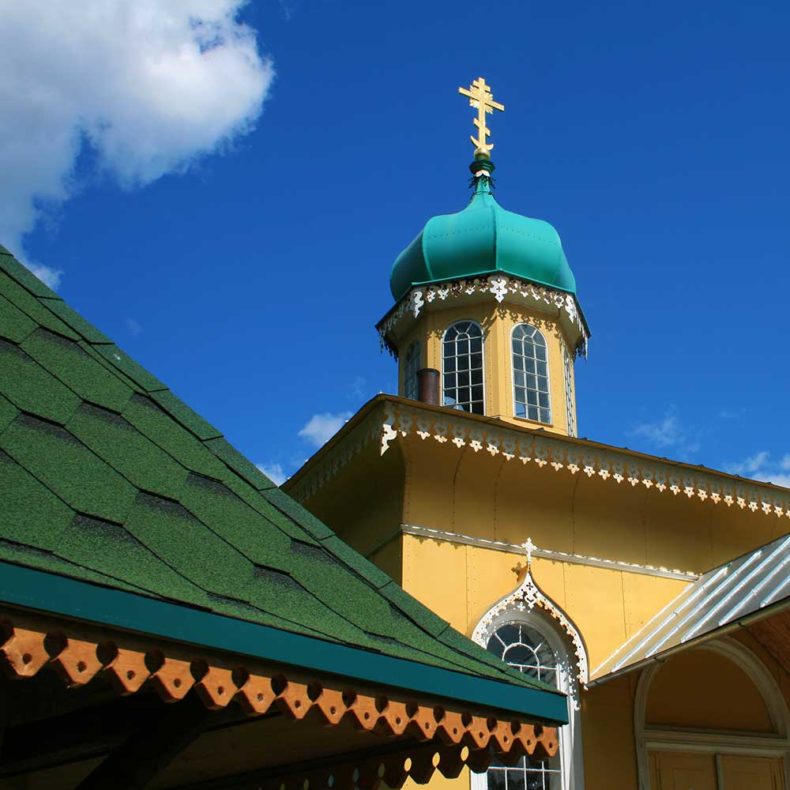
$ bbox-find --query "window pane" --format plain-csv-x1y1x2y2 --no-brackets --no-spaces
486,624,564,790
512,324,551,424
488,771,506,790
443,321,484,414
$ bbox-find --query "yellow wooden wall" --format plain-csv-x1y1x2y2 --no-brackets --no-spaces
396,300,576,436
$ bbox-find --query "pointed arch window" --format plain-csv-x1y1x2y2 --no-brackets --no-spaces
403,341,420,400
472,588,586,790
512,324,551,424
442,321,484,414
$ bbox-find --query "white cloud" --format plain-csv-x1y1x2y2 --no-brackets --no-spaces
256,462,286,486
725,451,770,476
25,260,62,290
631,414,683,448
125,317,142,336
629,411,700,456
0,0,273,283
298,412,352,448
725,451,790,488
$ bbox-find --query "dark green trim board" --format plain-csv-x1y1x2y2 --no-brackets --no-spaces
0,562,567,724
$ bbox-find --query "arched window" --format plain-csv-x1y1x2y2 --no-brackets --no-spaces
512,324,551,424
485,622,564,790
442,321,484,414
403,341,420,400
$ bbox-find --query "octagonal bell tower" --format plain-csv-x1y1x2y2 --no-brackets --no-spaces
376,78,589,437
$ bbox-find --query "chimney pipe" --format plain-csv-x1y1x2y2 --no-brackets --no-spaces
417,368,440,405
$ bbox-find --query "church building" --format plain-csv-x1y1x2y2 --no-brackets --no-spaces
284,78,789,790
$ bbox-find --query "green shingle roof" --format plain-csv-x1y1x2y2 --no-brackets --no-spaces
0,247,565,720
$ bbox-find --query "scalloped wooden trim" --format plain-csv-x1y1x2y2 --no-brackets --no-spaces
0,612,559,786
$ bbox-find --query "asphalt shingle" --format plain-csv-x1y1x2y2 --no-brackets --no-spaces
0,249,547,694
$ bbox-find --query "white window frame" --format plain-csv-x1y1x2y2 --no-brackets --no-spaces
511,323,552,425
471,608,585,790
562,344,576,437
442,320,485,415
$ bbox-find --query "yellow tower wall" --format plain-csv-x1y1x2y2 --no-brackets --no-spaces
397,299,577,436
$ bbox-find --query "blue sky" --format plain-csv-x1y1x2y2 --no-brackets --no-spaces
4,0,789,486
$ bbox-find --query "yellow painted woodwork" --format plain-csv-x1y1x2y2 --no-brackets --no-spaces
401,536,688,671
582,675,640,789
719,755,786,789
397,300,577,436
645,648,775,733
650,752,717,790
290,400,789,790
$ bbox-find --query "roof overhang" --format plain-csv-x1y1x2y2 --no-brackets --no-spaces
375,274,590,359
286,396,790,524
0,561,565,787
0,560,566,725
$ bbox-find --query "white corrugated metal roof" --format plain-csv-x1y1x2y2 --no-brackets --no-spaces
591,533,790,682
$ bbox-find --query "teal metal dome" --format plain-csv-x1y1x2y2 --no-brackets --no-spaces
390,174,576,302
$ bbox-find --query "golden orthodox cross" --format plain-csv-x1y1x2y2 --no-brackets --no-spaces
458,77,505,155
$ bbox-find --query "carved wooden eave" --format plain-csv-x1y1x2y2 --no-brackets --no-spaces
0,606,559,789
285,396,790,522
375,275,590,359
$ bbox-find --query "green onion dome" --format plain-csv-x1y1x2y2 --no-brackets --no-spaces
390,167,576,302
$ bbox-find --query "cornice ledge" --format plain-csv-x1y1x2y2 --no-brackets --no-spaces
377,275,589,358
287,417,382,503
380,401,790,520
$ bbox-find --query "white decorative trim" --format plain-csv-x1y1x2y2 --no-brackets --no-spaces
633,636,790,789
378,275,589,357
472,569,589,689
471,566,587,790
401,523,700,580
380,400,790,519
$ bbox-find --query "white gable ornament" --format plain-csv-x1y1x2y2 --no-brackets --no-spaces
472,539,589,690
